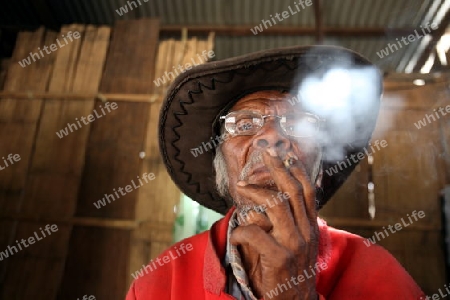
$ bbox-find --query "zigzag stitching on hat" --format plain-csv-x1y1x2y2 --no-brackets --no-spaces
170,74,236,207
171,74,235,158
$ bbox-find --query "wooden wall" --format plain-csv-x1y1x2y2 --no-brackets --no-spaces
320,80,449,294
0,20,213,299
0,19,447,297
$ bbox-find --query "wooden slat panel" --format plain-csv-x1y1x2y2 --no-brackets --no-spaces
22,24,111,217
373,96,446,226
0,28,55,122
60,19,160,300
75,19,159,219
0,28,57,299
128,36,216,286
127,39,174,281
59,227,130,299
372,87,447,294
0,123,36,191
321,83,448,295
319,161,369,219
1,25,85,300
1,24,111,299
0,223,71,299
99,19,160,94
0,59,9,89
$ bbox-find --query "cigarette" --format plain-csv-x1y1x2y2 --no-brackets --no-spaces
283,151,298,169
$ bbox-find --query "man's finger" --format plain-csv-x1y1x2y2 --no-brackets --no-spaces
261,150,311,234
286,163,318,224
236,183,295,230
230,224,298,268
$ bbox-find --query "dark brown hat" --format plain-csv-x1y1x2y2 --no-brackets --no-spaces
159,45,382,215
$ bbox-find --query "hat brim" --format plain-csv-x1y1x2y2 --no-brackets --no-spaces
159,45,382,215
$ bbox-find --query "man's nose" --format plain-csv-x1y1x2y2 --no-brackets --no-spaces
252,120,291,151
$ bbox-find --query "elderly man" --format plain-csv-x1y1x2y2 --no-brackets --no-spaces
126,46,425,299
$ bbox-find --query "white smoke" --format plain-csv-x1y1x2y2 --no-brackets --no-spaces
293,61,382,161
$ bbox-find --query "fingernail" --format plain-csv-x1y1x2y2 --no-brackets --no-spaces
266,148,277,157
237,180,247,187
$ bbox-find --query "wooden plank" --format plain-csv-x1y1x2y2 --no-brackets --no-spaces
0,215,139,229
27,24,110,208
372,95,446,226
437,88,450,184
0,25,85,299
0,28,55,122
74,19,159,218
0,223,71,298
0,123,36,191
99,19,159,94
58,227,130,299
381,83,449,109
127,39,174,282
128,39,177,284
319,160,369,219
0,28,56,298
128,35,217,286
1,24,111,299
0,58,9,89
0,91,162,103
38,24,112,299
60,19,160,300
22,24,86,217
322,85,448,296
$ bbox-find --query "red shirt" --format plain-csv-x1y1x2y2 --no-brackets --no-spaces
126,207,425,299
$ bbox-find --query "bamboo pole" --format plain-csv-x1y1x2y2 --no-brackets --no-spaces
0,215,174,230
0,91,163,103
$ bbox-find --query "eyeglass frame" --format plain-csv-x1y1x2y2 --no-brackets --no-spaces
219,110,325,138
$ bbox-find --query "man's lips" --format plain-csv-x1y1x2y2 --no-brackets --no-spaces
247,164,277,189
250,164,269,176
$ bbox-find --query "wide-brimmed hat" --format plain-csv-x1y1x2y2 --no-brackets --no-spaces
159,45,383,215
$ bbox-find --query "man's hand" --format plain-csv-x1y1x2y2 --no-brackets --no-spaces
230,149,319,300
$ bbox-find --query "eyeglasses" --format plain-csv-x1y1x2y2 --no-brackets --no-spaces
219,110,323,138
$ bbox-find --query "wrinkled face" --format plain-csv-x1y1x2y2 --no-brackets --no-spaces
217,90,323,207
